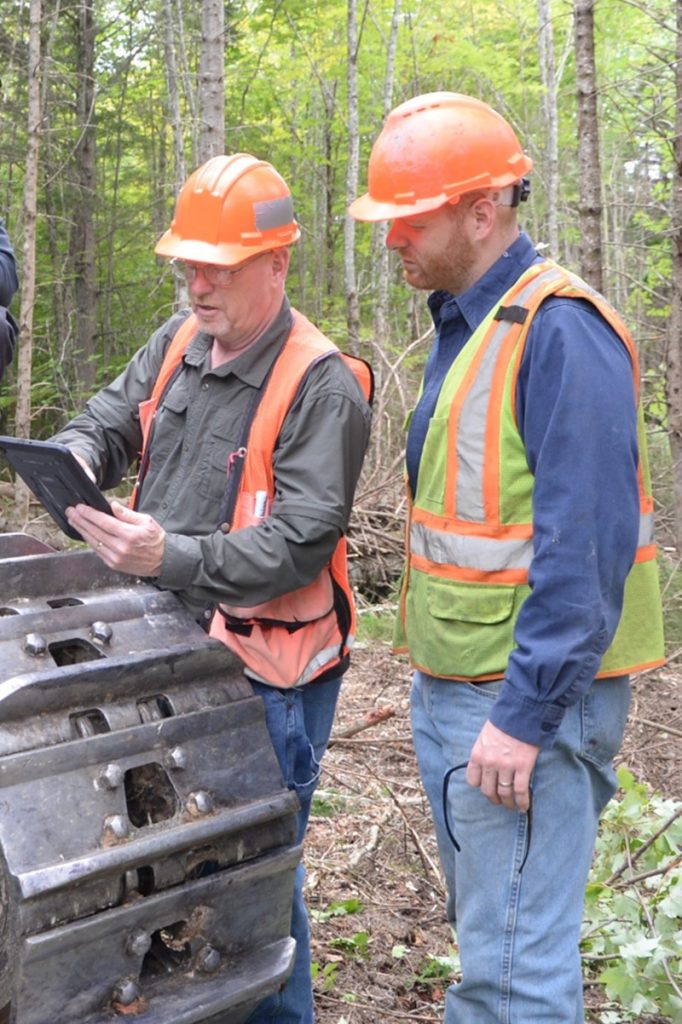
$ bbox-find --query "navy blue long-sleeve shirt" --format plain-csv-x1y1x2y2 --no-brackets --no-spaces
406,232,640,747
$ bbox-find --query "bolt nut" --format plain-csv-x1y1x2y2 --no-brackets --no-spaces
195,944,221,974
24,633,47,656
112,978,140,1006
104,814,130,839
187,790,214,816
98,763,124,790
126,927,152,958
90,620,113,644
165,746,188,771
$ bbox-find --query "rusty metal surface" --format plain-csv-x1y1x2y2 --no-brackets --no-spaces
0,539,300,1023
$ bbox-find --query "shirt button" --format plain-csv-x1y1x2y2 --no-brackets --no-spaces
220,523,230,534
201,381,209,391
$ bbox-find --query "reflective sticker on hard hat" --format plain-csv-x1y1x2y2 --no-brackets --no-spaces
254,196,295,231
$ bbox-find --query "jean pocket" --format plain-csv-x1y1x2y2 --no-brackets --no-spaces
580,676,630,767
464,679,504,704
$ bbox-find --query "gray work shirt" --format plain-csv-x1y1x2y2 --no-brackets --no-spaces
53,298,372,621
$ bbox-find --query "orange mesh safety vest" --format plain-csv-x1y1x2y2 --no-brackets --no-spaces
134,309,373,688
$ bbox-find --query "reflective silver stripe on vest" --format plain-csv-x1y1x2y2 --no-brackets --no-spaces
243,636,354,688
412,510,653,574
411,521,533,571
639,511,654,547
456,266,566,522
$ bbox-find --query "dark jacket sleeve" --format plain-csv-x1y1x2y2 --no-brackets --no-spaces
0,216,19,309
0,217,19,377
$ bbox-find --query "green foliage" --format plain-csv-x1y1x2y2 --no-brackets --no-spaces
310,897,364,923
310,959,340,991
310,789,347,818
582,767,682,1022
356,606,397,645
413,947,461,987
329,930,370,959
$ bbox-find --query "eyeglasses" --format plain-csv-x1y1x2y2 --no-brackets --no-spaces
170,250,270,286
442,762,533,873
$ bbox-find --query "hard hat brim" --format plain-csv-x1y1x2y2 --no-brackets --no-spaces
155,227,300,266
348,191,449,222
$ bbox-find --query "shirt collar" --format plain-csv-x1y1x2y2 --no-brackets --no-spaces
183,297,293,387
428,231,541,334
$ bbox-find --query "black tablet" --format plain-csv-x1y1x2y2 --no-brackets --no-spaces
0,436,113,541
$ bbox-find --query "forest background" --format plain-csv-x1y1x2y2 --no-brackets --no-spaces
0,0,681,1021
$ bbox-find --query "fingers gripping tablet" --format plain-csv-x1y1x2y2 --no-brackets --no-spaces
0,436,113,541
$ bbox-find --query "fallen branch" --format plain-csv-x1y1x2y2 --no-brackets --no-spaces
629,715,682,740
329,705,395,744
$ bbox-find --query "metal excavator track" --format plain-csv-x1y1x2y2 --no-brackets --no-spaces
0,535,300,1024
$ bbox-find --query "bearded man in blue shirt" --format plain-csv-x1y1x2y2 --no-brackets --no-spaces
350,92,664,1024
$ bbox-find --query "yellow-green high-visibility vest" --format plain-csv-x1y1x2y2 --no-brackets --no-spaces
395,260,664,681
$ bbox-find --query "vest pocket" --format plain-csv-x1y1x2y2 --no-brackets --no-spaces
405,571,526,680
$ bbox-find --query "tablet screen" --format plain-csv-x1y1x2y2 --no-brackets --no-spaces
0,436,113,541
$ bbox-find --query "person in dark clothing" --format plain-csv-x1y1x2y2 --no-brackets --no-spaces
0,215,19,378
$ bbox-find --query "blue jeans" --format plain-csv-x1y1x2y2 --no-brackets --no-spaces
245,675,342,1024
411,670,630,1024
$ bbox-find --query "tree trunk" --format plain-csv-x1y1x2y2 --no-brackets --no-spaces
574,0,603,290
537,0,559,257
198,0,225,161
14,0,42,527
71,0,97,398
344,0,360,355
372,0,401,353
666,0,682,550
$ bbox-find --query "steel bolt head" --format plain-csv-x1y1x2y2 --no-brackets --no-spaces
187,790,214,816
90,620,113,644
104,814,130,839
99,763,124,790
195,944,221,974
126,927,152,958
112,978,140,1006
165,745,188,770
24,633,47,656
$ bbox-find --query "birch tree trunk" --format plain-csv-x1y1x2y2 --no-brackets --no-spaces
14,0,42,527
537,0,559,256
666,0,682,550
574,0,603,290
71,0,97,398
373,0,401,351
344,0,361,355
198,0,225,161
162,0,188,308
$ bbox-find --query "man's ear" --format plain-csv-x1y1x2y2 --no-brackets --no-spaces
270,246,291,279
469,196,497,240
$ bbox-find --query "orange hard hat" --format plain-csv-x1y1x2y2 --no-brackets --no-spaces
155,153,300,265
349,92,533,222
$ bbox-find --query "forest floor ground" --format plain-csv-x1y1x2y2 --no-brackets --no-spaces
308,641,680,1024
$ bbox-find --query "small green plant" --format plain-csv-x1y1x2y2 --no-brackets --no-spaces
355,604,398,645
310,789,346,818
310,960,340,991
310,897,364,923
329,930,370,959
582,767,682,1022
414,947,461,986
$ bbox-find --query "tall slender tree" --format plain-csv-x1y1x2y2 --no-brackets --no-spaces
574,0,603,290
14,0,43,528
666,0,682,549
344,0,360,354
